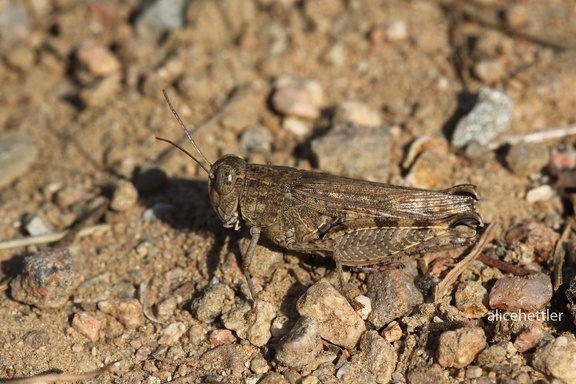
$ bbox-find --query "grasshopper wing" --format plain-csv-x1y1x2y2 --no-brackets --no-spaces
288,173,480,223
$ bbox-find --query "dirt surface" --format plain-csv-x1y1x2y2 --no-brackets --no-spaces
1,1,576,383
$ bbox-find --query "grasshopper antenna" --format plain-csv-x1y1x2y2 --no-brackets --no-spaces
156,90,212,174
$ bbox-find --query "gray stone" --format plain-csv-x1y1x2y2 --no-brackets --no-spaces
366,267,424,328
437,326,486,368
296,279,366,349
10,249,73,309
343,331,398,384
134,0,187,42
489,273,552,312
0,132,38,189
110,180,139,211
191,281,235,323
221,301,275,347
311,123,391,181
275,316,323,368
454,280,488,318
452,87,513,148
506,142,550,177
239,125,274,154
532,334,576,383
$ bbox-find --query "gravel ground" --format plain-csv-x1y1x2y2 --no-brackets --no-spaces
1,1,576,383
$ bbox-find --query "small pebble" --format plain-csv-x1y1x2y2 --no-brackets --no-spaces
436,326,486,368
142,202,175,221
10,249,73,309
270,315,294,338
188,323,208,346
239,125,274,154
311,124,391,181
476,343,507,368
155,296,177,320
275,316,323,368
391,371,403,383
73,273,112,304
98,298,145,329
22,330,49,348
474,59,506,83
451,87,513,148
259,372,290,384
454,280,488,318
335,100,382,127
0,132,38,189
549,145,576,173
158,322,186,346
514,323,544,352
221,300,275,347
110,180,139,211
488,273,552,312
250,355,270,375
79,73,122,108
505,3,529,28
465,366,483,379
24,214,53,236
282,116,312,137
366,267,424,328
506,142,550,177
406,365,450,384
353,295,372,320
323,42,346,66
72,312,101,342
191,281,235,323
76,44,121,77
525,185,554,203
271,76,324,120
209,329,237,347
505,222,559,261
404,137,451,189
54,184,90,208
4,44,35,72
532,334,576,383
133,0,187,42
0,0,30,42
296,279,366,349
343,331,397,383
384,20,408,41
381,321,403,343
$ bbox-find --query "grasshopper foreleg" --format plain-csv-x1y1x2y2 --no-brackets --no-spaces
332,248,364,310
243,226,261,314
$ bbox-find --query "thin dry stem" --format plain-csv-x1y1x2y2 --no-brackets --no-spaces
434,222,497,302
0,224,109,251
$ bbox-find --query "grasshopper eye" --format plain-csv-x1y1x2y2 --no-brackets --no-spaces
215,165,237,195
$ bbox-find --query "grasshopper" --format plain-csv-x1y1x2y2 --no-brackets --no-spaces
157,90,484,310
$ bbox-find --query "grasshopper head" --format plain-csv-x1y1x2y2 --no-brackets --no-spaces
208,154,247,230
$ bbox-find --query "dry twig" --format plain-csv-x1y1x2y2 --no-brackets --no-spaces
488,124,576,150
552,219,573,291
0,224,110,251
2,360,121,383
434,222,497,302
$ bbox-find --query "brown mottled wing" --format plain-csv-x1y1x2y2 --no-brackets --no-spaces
287,172,478,223
326,215,480,265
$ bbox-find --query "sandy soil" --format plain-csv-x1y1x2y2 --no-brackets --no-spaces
1,0,576,383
